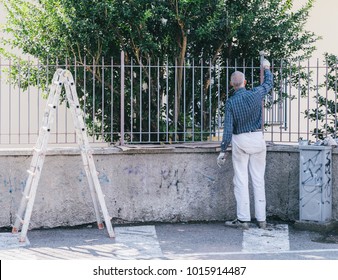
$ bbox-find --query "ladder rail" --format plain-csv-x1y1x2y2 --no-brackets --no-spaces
63,75,104,229
64,72,115,237
12,72,63,233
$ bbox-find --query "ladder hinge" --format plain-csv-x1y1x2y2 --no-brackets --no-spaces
48,104,57,109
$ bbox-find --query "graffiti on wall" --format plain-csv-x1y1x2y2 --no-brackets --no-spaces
300,149,332,221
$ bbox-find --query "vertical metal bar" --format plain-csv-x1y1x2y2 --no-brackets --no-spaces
192,59,195,141
139,58,143,142
315,58,319,141
74,57,77,143
120,51,125,145
148,56,151,142
271,59,274,143
279,58,283,142
209,59,212,140
217,60,221,141
37,59,41,144
83,56,87,116
157,58,160,142
251,59,254,89
166,59,169,142
289,59,292,142
74,56,77,84
226,58,229,100
46,57,50,142
18,61,21,144
298,59,301,141
9,58,11,144
283,61,288,138
28,57,31,144
325,57,328,138
200,58,203,141
0,56,1,144
174,58,178,142
65,56,68,143
222,59,228,142
334,56,338,138
306,58,310,141
139,59,142,142
283,61,288,137
111,57,114,142
259,53,265,133
243,58,246,76
102,56,105,140
92,58,96,142
130,58,133,142
56,57,59,143
183,59,186,141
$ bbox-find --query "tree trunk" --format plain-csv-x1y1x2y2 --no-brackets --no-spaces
175,34,187,140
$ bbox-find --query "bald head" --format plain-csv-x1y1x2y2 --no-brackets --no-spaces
230,71,246,90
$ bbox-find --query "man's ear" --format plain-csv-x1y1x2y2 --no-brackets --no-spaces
230,81,233,87
244,80,247,86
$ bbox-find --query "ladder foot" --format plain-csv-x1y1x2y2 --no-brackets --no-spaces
12,227,18,234
97,223,105,230
19,237,26,243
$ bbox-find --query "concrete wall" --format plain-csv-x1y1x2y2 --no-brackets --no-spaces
0,144,337,229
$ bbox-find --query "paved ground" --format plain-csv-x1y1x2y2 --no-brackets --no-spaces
1,221,338,260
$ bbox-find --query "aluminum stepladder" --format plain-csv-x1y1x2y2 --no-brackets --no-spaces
12,69,115,242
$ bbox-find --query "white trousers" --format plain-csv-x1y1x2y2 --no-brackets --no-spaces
231,131,266,222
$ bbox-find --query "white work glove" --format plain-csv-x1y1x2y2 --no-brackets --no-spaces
217,152,227,167
262,59,270,69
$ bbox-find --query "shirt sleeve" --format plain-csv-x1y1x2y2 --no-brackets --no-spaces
221,101,233,152
253,69,273,98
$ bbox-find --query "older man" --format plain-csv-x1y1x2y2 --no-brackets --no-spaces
217,59,273,230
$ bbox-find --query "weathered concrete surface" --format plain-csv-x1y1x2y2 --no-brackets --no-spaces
0,144,337,229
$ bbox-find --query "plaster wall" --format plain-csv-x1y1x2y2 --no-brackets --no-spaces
0,145,336,229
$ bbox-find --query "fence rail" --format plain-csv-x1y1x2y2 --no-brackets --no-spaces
0,53,337,147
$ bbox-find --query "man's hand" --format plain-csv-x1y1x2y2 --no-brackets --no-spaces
217,152,228,167
262,59,270,69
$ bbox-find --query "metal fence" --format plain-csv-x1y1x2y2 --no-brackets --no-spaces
0,53,337,147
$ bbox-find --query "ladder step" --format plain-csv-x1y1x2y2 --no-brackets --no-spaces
27,169,35,176
48,104,56,109
15,214,24,224
21,192,30,200
33,147,42,153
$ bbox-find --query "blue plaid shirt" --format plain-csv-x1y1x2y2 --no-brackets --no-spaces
221,69,273,152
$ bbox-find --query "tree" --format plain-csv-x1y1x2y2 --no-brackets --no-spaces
0,0,319,142
304,53,338,140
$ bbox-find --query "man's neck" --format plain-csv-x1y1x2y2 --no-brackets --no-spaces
234,86,245,91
